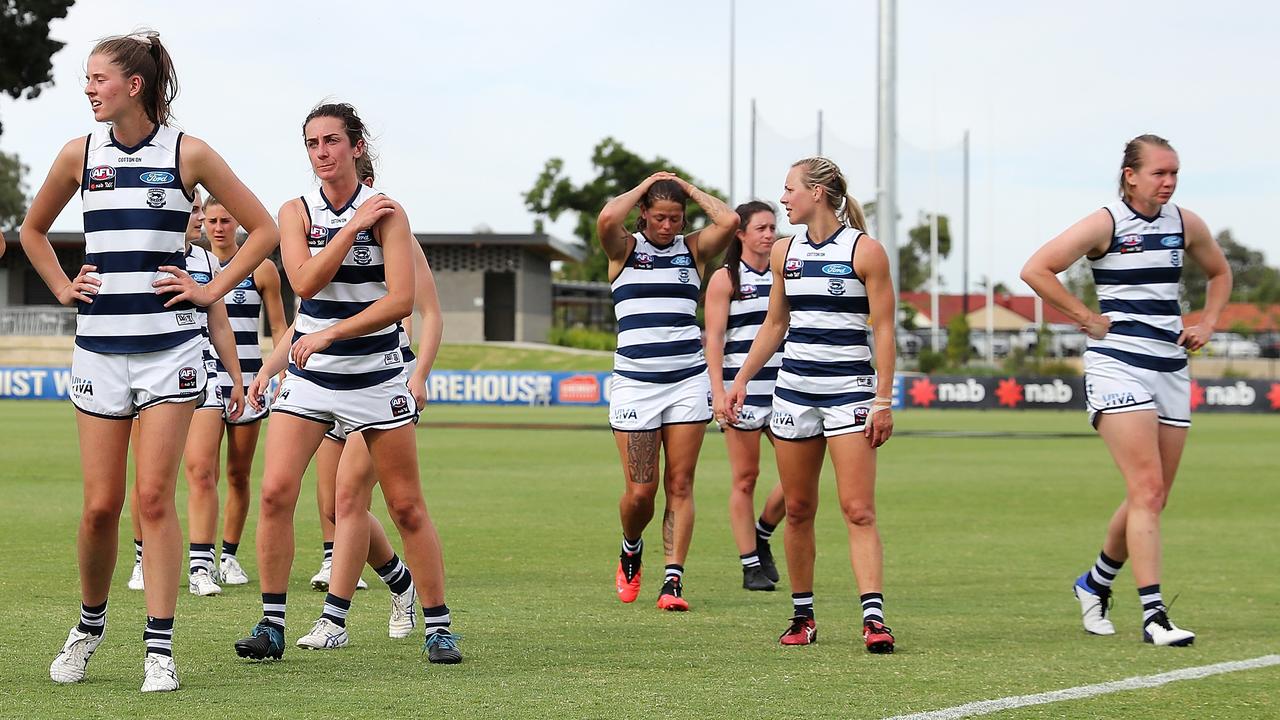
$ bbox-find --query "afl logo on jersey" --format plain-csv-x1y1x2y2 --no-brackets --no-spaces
822,263,853,276
784,258,803,279
308,225,327,247
671,255,692,267
232,290,247,304
177,366,198,390
88,165,115,191
828,278,846,295
353,247,372,266
190,272,212,285
146,189,167,209
140,171,175,185
854,406,869,426
1160,236,1183,248
633,252,653,270
1119,235,1144,254
740,284,758,299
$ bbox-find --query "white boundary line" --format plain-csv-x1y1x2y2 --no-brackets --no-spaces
883,654,1280,720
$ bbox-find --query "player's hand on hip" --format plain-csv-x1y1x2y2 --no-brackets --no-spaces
1081,312,1111,340
155,266,215,307
1178,323,1212,352
58,265,100,305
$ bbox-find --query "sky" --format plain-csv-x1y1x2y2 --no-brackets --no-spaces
2,0,1277,294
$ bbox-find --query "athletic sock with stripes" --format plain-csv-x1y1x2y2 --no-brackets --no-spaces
792,592,814,619
262,593,286,631
321,594,351,628
861,592,885,624
144,616,174,657
1138,584,1164,623
1084,551,1123,594
374,553,413,595
78,600,107,636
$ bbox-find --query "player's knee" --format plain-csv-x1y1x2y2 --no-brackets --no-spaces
840,500,877,528
135,486,173,523
730,470,759,495
621,492,654,516
258,477,296,519
81,502,121,534
386,496,426,534
225,467,251,493
185,464,217,496
334,488,367,521
785,496,818,524
1129,479,1168,513
664,471,694,499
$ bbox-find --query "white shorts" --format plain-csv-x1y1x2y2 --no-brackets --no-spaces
197,358,224,411
1084,352,1190,428
225,377,270,425
725,403,772,432
70,335,207,418
769,378,876,440
609,371,712,432
273,370,417,439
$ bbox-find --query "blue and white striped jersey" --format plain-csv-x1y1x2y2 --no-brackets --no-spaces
610,233,705,384
775,227,876,407
289,184,404,390
184,244,221,365
214,255,264,389
78,125,198,353
722,260,782,406
1089,200,1187,372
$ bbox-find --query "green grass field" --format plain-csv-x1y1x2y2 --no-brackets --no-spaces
0,402,1276,719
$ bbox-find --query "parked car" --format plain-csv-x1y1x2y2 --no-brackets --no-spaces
896,329,923,358
1256,332,1280,359
1205,333,1262,358
1016,323,1087,357
969,331,1012,359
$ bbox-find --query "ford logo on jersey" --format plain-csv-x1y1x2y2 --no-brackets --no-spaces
671,255,692,266
236,278,254,289
140,171,174,185
1160,236,1183,248
822,263,853,276
190,272,211,284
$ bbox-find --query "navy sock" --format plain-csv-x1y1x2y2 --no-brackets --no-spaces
792,592,814,619
78,600,107,636
262,592,286,631
373,554,413,595
321,593,351,628
144,616,174,657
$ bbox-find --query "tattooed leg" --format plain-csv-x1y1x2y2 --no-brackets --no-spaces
660,423,705,567
615,430,660,541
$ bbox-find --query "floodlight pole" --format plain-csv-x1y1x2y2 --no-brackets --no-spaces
962,129,970,316
728,0,736,206
750,98,757,200
877,0,899,316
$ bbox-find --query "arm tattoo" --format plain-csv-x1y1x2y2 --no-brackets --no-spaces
662,509,675,557
626,431,658,485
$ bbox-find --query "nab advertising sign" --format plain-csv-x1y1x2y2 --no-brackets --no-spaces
900,375,1280,414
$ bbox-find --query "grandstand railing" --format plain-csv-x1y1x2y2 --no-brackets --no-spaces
0,306,77,336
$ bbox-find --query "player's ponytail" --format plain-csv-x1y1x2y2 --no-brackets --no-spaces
792,157,866,232
92,30,179,126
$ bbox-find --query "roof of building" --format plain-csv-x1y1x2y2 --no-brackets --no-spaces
1184,303,1280,331
899,292,1076,327
43,231,587,263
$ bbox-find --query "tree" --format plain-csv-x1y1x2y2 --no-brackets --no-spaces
1063,258,1097,309
898,211,952,292
1,0,75,134
0,1,76,229
1181,229,1280,309
524,137,725,282
0,151,27,231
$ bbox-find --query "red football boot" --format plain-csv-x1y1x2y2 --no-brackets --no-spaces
779,615,817,645
863,620,895,653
